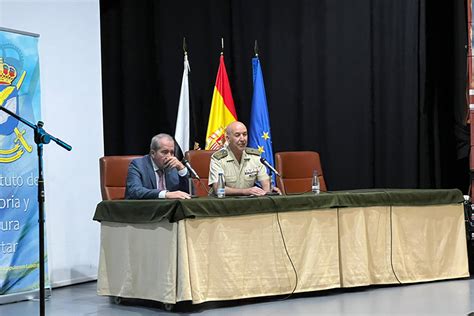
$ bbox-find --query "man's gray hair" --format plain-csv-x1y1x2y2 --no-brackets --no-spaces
150,133,174,152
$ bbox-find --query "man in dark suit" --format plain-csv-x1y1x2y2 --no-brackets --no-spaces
125,133,191,199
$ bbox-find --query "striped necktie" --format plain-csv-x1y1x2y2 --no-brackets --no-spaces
156,169,165,191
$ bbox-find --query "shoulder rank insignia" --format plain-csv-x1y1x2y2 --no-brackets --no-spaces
212,149,228,160
245,147,260,156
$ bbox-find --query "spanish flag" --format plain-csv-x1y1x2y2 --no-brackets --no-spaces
205,55,237,150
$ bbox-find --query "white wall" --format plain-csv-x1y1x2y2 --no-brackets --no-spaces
0,0,103,287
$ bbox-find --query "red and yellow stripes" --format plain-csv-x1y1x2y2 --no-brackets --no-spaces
205,55,237,150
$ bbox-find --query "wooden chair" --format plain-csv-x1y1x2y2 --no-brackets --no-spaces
275,151,327,194
99,155,140,200
184,150,215,197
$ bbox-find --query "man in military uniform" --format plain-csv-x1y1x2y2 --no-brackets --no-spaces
208,121,278,196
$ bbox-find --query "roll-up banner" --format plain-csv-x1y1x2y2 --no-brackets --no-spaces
0,27,49,304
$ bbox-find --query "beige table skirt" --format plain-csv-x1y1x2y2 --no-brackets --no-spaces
97,204,468,304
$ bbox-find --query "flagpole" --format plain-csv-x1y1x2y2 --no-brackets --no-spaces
175,37,191,157
183,37,188,64
183,38,192,198
249,42,277,186
205,37,237,150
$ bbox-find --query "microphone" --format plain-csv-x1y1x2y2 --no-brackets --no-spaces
182,159,210,196
182,159,200,180
260,157,281,177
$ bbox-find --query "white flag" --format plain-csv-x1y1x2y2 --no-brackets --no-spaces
174,54,191,153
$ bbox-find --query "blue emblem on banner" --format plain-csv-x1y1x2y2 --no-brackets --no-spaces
0,54,32,163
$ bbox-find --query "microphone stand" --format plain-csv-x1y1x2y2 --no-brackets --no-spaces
0,105,72,316
187,172,193,196
185,169,210,196
268,169,274,192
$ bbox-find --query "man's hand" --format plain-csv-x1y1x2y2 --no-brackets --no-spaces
245,186,267,196
163,156,185,171
272,187,282,195
165,190,191,199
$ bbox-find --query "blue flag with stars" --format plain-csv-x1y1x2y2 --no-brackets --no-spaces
248,56,275,184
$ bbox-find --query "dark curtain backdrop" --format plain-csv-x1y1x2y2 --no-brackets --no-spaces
100,0,469,192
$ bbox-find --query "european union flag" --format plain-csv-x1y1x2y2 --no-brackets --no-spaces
248,56,276,184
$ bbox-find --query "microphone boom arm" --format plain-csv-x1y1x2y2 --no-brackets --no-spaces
182,159,210,195
260,157,281,177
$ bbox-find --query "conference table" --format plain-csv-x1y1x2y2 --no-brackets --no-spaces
93,189,469,305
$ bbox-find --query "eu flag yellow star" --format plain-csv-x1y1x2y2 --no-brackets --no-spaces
262,132,270,140
258,145,265,153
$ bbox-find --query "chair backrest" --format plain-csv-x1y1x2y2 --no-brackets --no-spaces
99,155,141,200
275,151,327,194
184,150,215,197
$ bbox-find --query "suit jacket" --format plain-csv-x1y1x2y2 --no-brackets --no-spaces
125,155,189,199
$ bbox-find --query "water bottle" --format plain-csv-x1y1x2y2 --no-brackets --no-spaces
217,172,225,198
311,170,320,194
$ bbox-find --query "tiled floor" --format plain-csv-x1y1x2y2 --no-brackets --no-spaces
1,279,474,315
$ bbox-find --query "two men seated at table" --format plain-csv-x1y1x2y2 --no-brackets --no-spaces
125,133,191,200
208,121,280,196
125,122,278,200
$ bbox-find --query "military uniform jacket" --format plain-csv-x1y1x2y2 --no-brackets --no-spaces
208,146,269,189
